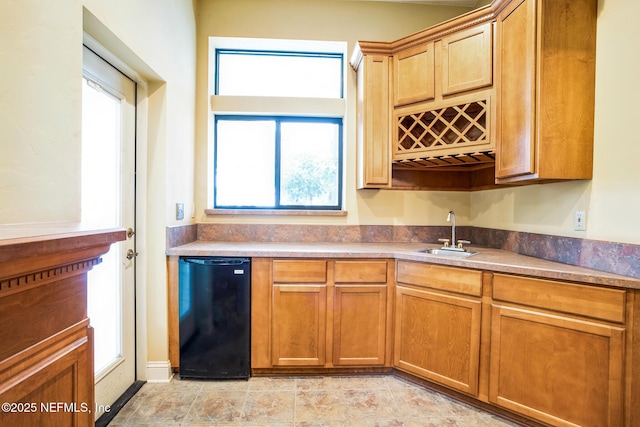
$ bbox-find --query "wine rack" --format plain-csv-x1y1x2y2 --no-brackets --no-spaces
393,98,494,168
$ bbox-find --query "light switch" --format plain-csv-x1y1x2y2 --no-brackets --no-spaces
574,210,586,231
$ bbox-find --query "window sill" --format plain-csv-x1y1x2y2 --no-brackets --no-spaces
205,208,347,217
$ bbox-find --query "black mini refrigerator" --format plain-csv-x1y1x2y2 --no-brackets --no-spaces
178,257,251,379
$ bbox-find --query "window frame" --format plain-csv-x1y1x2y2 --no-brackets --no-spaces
208,38,348,214
213,115,344,211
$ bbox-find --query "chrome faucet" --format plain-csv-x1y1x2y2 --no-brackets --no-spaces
439,210,470,251
447,210,456,248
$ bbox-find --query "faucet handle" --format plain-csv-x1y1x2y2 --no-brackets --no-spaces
456,239,471,249
438,238,450,247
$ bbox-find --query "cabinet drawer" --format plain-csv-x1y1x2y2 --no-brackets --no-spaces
273,260,327,283
493,274,626,323
334,260,388,283
396,261,482,296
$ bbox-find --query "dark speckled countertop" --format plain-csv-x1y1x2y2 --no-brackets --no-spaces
166,241,640,290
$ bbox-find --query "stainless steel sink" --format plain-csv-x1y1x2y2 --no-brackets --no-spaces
416,248,478,258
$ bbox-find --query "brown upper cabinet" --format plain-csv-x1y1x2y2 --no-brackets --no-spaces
441,23,493,97
495,0,597,183
353,52,391,189
391,22,495,170
393,42,435,107
351,0,597,190
393,22,492,108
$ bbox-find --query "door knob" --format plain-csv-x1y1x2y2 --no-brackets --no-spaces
127,228,135,238
126,249,139,260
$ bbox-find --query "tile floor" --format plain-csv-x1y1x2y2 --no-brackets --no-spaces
109,375,521,426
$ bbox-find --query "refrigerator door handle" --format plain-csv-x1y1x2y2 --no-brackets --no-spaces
183,258,249,266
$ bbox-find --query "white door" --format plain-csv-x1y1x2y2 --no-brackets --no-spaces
82,45,136,419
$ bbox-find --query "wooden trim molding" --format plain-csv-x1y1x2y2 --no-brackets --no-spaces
352,3,496,65
0,258,101,297
391,6,495,52
0,228,125,283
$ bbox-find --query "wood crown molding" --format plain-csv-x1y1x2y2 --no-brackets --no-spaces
0,258,102,297
390,4,494,52
0,228,125,297
351,0,515,68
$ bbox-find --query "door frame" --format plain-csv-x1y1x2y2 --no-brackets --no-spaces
83,33,149,382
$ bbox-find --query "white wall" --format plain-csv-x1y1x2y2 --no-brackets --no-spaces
0,0,83,224
0,0,196,373
472,0,640,245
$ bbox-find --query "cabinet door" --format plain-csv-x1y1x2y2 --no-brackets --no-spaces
333,285,387,366
271,285,327,366
394,285,481,395
0,327,93,427
393,42,435,106
357,55,391,189
495,0,537,179
441,22,492,96
489,305,624,427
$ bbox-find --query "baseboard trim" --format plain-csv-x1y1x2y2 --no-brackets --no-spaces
146,361,174,383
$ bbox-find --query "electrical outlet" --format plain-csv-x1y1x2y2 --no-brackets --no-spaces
574,210,586,231
176,203,185,220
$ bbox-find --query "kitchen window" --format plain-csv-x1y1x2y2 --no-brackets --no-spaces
215,116,342,210
209,38,347,212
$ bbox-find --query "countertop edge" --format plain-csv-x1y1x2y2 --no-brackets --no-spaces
166,242,640,290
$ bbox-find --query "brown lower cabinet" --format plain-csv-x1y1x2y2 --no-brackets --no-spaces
252,258,394,370
333,284,388,366
489,274,627,427
271,283,328,366
394,261,483,396
394,264,631,427
394,285,481,396
489,305,624,426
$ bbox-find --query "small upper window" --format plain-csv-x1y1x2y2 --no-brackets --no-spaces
215,50,343,99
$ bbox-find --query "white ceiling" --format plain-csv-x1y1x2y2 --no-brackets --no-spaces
348,0,479,6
